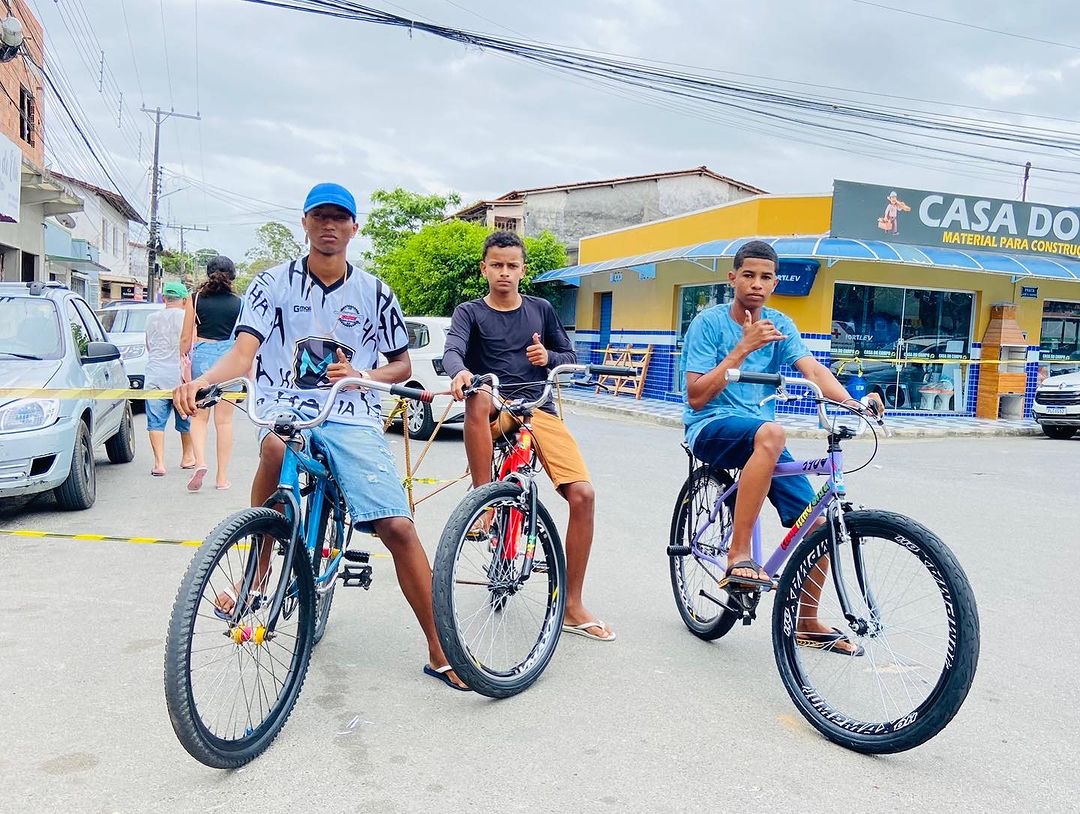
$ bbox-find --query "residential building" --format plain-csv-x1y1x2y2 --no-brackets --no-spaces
0,1,82,285
49,172,146,306
449,166,764,265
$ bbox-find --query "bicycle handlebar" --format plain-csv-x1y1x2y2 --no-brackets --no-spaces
195,376,434,431
462,363,638,413
724,369,886,436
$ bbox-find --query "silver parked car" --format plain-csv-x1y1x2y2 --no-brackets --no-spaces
1033,370,1080,440
96,302,164,392
0,282,135,509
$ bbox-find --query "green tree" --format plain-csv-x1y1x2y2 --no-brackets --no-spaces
193,247,220,269
379,220,566,316
245,222,303,266
361,187,461,269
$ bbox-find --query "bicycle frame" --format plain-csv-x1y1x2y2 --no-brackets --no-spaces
493,419,542,577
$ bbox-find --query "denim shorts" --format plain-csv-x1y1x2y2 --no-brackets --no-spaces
691,416,815,527
145,398,191,433
260,422,411,534
191,339,234,379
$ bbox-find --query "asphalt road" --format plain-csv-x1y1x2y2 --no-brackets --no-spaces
1,406,1077,812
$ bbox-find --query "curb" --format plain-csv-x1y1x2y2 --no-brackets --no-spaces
558,396,1044,439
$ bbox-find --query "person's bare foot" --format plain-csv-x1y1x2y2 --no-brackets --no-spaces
428,662,469,690
563,605,615,641
795,619,862,656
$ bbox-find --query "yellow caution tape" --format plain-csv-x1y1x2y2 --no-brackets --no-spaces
0,527,392,556
0,387,247,401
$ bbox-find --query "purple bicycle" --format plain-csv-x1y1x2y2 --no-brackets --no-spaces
667,369,979,753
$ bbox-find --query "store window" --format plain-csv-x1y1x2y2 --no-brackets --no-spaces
831,283,974,412
675,283,733,392
1040,300,1080,377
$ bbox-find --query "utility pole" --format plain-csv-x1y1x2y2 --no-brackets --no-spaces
162,223,209,285
1021,161,1032,202
142,106,200,300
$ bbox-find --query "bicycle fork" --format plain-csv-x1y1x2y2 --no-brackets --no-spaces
826,503,883,637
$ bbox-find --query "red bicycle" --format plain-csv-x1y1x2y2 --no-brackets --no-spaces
431,362,631,697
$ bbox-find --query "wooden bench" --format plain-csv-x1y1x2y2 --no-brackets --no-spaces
594,344,653,399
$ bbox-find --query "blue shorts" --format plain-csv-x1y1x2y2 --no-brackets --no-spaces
146,398,191,433
191,339,234,379
691,416,815,527
260,422,411,534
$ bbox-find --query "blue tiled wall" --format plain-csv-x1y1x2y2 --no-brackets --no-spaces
573,332,1040,419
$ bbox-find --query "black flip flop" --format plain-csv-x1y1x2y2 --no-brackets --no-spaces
423,664,472,692
720,559,776,591
796,627,865,657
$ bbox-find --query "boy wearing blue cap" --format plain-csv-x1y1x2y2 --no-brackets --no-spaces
175,183,469,691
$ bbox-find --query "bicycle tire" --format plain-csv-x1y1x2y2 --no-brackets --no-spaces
432,480,566,698
164,508,316,768
311,486,344,646
772,510,979,754
669,465,740,640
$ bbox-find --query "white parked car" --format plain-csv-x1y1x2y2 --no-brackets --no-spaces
96,302,164,393
382,316,464,439
1033,370,1080,439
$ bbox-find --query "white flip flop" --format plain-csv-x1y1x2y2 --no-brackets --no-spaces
562,620,616,642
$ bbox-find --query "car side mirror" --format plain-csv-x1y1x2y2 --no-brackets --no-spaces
82,341,121,364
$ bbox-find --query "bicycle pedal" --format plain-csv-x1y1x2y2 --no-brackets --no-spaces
343,549,370,564
666,545,692,557
340,564,373,589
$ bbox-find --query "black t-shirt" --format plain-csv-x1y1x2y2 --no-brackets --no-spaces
442,295,576,414
195,291,242,341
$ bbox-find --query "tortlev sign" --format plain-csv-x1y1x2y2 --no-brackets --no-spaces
831,180,1080,262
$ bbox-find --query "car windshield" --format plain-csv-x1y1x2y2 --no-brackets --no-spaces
0,298,64,360
110,308,158,333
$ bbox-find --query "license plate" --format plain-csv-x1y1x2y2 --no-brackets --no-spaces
1045,406,1068,415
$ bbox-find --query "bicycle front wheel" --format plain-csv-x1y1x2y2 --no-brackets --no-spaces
432,481,566,698
164,508,316,768
772,510,979,754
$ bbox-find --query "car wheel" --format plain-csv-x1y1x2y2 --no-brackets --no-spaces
407,398,436,440
1042,425,1077,440
55,421,96,510
105,403,136,464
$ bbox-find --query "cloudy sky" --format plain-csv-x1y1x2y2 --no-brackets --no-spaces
30,0,1080,263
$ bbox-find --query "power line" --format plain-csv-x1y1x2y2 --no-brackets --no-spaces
119,0,146,104
847,0,1080,52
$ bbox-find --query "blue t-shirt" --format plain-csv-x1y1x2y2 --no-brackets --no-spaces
681,305,811,449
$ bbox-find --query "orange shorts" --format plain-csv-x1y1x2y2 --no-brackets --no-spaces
491,409,590,490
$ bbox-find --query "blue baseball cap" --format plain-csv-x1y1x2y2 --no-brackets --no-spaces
303,182,357,218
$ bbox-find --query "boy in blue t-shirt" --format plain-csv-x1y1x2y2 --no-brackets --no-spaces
682,240,879,654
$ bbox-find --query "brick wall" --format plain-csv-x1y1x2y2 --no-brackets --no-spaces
0,0,43,166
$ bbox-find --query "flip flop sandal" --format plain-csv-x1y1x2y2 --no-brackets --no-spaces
187,466,208,492
423,664,472,692
212,567,274,622
796,627,865,657
150,468,166,477
719,559,776,592
562,620,616,642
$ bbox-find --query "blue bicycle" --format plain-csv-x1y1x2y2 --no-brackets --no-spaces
163,375,432,768
667,370,979,753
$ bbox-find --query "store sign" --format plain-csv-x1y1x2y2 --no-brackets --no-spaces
0,134,21,223
831,180,1080,262
775,260,819,297
1020,286,1039,299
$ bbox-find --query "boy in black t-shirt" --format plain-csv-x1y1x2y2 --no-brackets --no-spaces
443,231,615,642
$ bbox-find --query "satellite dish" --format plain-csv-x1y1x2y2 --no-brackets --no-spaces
55,214,76,229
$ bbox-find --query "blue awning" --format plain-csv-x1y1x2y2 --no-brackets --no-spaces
534,235,1080,284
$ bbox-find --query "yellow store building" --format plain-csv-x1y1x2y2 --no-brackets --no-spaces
536,181,1080,420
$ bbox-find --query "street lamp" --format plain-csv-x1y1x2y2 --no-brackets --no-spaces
0,17,23,63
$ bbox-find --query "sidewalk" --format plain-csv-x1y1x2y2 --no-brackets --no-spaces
556,387,1042,438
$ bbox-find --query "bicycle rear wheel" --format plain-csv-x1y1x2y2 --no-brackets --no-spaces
772,510,979,753
164,508,316,768
669,465,740,640
432,480,566,698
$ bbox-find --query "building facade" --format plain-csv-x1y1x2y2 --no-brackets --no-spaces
0,2,84,287
48,173,146,306
537,183,1080,420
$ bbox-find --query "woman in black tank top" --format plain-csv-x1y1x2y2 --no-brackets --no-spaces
180,256,242,492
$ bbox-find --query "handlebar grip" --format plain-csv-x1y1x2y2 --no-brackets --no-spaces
727,370,784,387
194,387,214,402
588,364,637,377
390,384,433,403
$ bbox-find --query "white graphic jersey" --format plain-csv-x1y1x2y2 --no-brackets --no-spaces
235,257,410,427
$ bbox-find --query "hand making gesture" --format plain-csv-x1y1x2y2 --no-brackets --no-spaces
739,309,786,353
526,332,549,367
